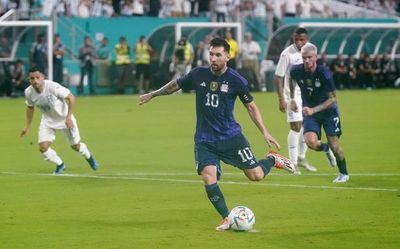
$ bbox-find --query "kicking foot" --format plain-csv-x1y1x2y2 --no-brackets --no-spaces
298,157,317,172
53,163,65,174
267,151,295,173
215,217,230,231
333,173,349,183
86,155,99,171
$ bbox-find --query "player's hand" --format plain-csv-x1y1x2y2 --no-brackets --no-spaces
139,93,152,105
302,107,314,116
290,99,298,112
20,127,29,137
264,133,281,151
65,116,74,129
278,98,287,113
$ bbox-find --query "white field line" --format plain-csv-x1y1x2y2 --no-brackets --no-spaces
0,171,398,192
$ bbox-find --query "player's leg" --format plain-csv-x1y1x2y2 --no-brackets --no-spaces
195,142,230,231
327,135,349,183
323,114,348,182
64,119,98,170
297,126,317,172
303,116,337,167
288,120,302,174
38,125,65,174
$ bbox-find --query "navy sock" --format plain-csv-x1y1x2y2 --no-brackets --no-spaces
205,183,229,218
258,158,275,177
317,142,330,152
337,158,348,175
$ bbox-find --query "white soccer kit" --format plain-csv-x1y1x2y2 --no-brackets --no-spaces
275,43,305,122
25,80,81,145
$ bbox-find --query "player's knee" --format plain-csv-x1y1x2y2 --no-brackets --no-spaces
247,171,264,182
71,144,80,151
306,140,319,150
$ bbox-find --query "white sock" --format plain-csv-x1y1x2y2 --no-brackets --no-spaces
42,148,63,165
288,130,300,165
298,127,308,160
79,142,91,159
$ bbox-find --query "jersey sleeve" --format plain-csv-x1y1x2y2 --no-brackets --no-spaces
176,68,197,91
275,52,289,77
235,75,254,104
50,81,71,99
24,88,34,107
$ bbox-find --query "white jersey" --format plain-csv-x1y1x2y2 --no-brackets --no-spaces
25,80,73,129
275,43,305,101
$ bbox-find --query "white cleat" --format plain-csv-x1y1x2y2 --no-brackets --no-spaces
298,157,317,172
293,164,302,175
325,148,337,167
333,173,349,183
215,217,230,231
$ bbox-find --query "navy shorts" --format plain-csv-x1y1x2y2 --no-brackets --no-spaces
303,109,342,139
194,133,259,179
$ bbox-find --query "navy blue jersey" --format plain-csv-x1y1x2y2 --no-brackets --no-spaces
177,67,253,142
290,64,338,113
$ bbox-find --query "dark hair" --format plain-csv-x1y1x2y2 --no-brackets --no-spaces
210,37,230,54
29,66,44,74
294,28,308,35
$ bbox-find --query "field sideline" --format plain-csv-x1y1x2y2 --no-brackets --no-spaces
0,90,399,249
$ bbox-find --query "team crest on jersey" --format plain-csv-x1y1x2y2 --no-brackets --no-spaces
210,81,219,92
315,78,321,87
221,84,229,92
306,79,313,86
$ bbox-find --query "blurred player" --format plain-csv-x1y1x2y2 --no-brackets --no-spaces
289,43,349,183
139,38,295,231
274,28,318,174
20,67,99,174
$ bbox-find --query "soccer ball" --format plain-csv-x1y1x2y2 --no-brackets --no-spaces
228,206,255,231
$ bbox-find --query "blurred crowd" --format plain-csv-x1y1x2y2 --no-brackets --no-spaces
319,52,400,90
1,0,398,19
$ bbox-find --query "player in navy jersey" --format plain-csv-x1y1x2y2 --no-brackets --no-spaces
139,37,295,231
289,43,349,183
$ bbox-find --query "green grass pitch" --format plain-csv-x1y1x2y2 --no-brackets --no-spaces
0,90,399,249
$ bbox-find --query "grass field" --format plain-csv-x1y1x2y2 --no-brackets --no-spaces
0,90,399,249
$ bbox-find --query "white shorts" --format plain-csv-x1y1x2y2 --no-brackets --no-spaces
286,96,304,123
38,118,81,146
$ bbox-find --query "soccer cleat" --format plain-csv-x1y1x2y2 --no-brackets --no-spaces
215,217,230,231
298,157,317,172
267,151,296,173
53,163,65,174
86,155,99,171
293,165,302,175
325,148,337,167
333,173,350,183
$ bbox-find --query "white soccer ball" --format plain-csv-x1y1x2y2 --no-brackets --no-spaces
228,206,255,231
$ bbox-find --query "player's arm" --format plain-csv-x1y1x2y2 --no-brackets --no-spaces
274,76,287,113
20,106,34,137
288,77,298,112
303,91,336,116
65,93,75,129
139,80,181,105
244,101,281,150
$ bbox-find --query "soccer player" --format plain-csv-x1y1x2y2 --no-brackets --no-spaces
139,37,295,231
289,43,349,183
20,67,99,174
274,28,318,174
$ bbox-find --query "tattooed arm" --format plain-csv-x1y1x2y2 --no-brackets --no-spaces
138,80,181,105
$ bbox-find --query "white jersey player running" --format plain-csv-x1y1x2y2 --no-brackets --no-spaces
20,67,99,174
274,28,316,174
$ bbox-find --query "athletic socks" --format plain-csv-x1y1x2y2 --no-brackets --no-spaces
288,130,300,165
297,127,308,159
258,158,275,177
205,183,229,218
42,148,63,165
318,142,330,152
337,158,348,175
79,142,91,159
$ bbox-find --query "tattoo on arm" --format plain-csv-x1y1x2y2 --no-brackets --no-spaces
313,91,336,113
151,80,180,97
